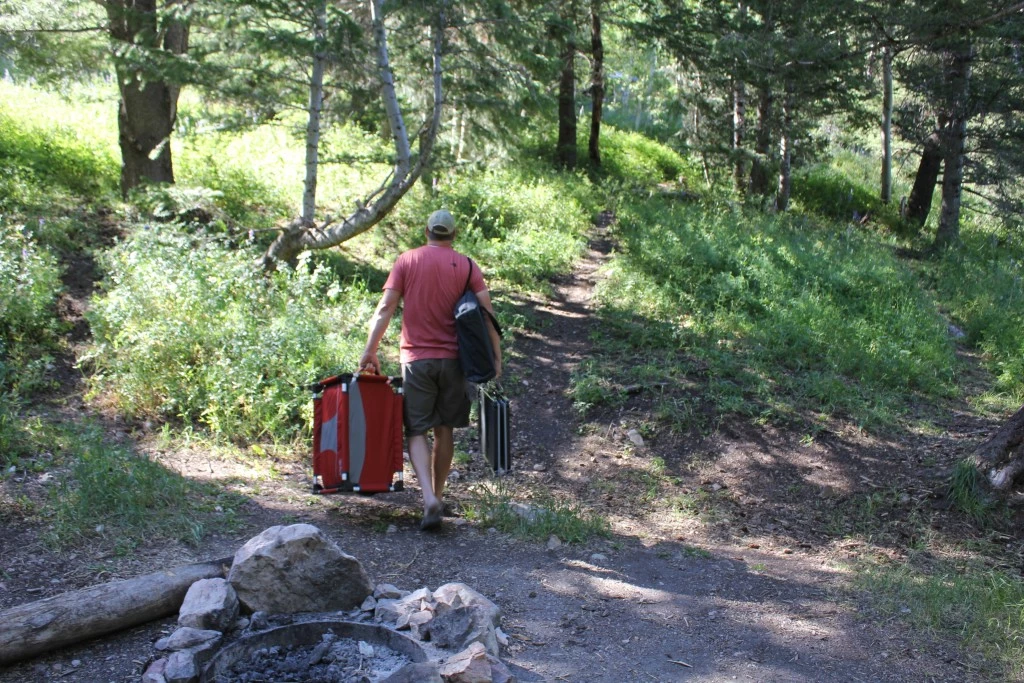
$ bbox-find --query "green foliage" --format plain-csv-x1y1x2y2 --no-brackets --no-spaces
48,422,230,550
948,459,999,524
385,164,598,292
791,153,904,233
583,198,958,429
465,480,611,544
595,127,700,189
0,393,40,466
0,218,65,394
926,228,1024,405
0,83,118,206
858,556,1024,680
84,227,382,442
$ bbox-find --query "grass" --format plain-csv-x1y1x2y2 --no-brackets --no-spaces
857,555,1024,680
463,480,611,544
576,196,959,433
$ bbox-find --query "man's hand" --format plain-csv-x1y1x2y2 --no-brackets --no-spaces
359,350,380,374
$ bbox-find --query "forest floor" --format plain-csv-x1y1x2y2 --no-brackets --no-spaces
1,214,1021,682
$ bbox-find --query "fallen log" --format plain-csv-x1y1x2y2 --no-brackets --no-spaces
0,556,232,666
971,404,1024,493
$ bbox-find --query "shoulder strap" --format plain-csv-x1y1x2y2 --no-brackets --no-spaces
464,256,474,291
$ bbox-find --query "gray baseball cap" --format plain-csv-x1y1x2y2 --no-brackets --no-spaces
427,209,456,236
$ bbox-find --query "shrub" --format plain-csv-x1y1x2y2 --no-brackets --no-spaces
0,218,64,394
597,126,699,189
84,227,383,442
928,227,1024,405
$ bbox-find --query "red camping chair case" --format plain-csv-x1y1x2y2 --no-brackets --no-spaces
312,372,405,494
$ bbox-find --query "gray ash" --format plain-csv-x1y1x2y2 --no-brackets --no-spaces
213,631,411,683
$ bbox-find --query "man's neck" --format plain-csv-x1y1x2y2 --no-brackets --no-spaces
426,239,454,249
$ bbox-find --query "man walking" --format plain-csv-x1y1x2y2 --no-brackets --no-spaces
359,210,501,531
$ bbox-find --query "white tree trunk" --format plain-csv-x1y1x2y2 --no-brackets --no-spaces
259,0,446,269
301,0,328,225
881,45,893,204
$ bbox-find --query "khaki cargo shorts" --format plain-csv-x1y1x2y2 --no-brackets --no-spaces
401,358,472,436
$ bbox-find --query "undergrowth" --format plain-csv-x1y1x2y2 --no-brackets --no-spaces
464,480,611,544
579,197,957,431
857,555,1024,680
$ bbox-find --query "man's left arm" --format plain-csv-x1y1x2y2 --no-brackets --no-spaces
475,289,502,379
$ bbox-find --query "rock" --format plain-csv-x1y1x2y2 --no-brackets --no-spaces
546,535,561,550
154,627,221,652
386,524,399,534
495,628,509,648
232,617,250,632
626,429,644,447
509,503,542,523
361,595,378,612
433,583,500,626
532,463,547,472
163,650,198,683
358,640,375,657
426,606,499,657
142,658,168,683
489,657,517,683
376,588,431,626
382,662,443,683
374,583,405,600
249,611,269,631
227,524,372,613
589,553,608,563
178,578,238,631
438,642,493,683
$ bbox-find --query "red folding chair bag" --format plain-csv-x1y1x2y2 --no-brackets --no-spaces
312,372,404,494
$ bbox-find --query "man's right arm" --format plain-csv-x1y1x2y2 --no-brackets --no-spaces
360,288,401,373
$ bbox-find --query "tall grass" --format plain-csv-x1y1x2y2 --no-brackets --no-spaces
0,81,118,208
583,198,957,429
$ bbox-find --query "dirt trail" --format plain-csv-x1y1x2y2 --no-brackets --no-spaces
0,217,976,682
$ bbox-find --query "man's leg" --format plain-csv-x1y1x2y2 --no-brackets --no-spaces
432,425,454,502
408,433,440,517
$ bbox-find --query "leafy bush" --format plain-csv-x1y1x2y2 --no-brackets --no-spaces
0,218,64,394
597,126,699,189
85,227,383,442
584,198,957,429
0,84,118,205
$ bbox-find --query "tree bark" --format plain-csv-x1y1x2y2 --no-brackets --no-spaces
774,80,795,211
933,42,973,252
971,405,1024,493
103,0,189,196
906,126,943,226
301,0,328,225
0,557,229,666
880,45,893,205
259,1,446,269
749,84,773,196
733,78,747,193
588,0,603,166
556,6,577,169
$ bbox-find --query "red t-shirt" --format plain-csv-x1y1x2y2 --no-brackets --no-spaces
384,244,487,364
